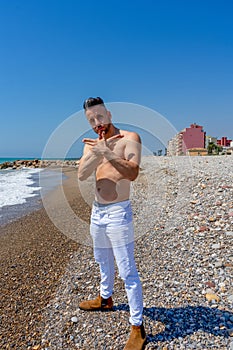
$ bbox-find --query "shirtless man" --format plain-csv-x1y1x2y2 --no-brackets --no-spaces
78,97,146,350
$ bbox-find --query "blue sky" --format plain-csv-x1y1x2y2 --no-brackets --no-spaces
0,0,232,158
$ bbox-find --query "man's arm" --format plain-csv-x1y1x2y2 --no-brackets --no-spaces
77,144,102,181
104,132,141,181
79,132,141,181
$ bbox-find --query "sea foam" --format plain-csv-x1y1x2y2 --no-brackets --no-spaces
0,168,42,209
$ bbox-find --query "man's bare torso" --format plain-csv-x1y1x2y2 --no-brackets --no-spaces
95,130,131,204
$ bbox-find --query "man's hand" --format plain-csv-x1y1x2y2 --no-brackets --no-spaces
82,132,124,157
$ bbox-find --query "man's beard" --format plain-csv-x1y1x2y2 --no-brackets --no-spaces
94,123,111,136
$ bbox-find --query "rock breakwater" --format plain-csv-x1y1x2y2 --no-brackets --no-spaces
0,159,79,170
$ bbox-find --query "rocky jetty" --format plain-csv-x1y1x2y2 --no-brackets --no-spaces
0,159,79,170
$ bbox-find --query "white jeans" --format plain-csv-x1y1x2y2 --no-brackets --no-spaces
90,200,143,326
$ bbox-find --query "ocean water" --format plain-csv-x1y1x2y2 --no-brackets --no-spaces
0,165,65,228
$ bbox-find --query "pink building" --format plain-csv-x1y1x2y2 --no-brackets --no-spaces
180,123,206,154
217,137,232,147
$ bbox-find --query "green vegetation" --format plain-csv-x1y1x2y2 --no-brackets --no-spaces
207,142,223,155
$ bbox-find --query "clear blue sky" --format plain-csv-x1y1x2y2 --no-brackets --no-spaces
0,0,232,157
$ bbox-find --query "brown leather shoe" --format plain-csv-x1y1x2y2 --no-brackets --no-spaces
79,295,113,311
123,323,146,350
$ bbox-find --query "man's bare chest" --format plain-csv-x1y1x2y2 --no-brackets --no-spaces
96,140,126,177
111,140,126,157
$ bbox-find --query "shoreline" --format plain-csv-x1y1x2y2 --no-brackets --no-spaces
0,169,43,228
0,166,67,228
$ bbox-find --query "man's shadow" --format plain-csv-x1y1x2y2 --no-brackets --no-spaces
114,304,233,343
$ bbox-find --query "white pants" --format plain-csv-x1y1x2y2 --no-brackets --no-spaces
90,200,143,326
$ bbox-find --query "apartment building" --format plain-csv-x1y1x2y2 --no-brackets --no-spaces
167,123,206,156
217,137,232,147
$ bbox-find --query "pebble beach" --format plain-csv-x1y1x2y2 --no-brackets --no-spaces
1,156,233,349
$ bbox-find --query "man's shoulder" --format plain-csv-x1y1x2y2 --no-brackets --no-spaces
120,129,141,142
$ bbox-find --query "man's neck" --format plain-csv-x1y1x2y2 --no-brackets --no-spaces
105,124,119,139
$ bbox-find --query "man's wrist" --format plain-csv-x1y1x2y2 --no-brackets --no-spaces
89,148,103,160
104,148,117,161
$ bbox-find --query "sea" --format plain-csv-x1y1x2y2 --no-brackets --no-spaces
0,158,64,227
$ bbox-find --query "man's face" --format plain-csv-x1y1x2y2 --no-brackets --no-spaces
85,104,112,136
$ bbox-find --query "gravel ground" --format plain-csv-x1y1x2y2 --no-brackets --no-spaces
1,156,233,349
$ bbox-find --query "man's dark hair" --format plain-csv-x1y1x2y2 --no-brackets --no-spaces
83,97,105,110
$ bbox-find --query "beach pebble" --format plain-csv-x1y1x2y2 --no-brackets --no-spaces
205,293,220,303
212,243,221,249
214,261,223,268
225,231,233,236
